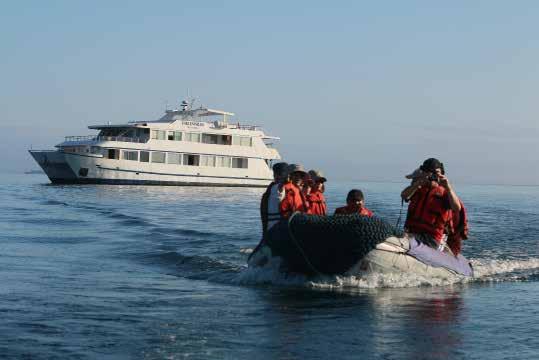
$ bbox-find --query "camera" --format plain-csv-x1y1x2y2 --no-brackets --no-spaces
428,173,439,182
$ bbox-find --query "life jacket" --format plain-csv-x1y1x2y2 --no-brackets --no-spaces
260,181,286,234
334,205,373,217
307,190,327,216
446,199,469,255
404,185,452,243
267,183,286,229
280,182,308,218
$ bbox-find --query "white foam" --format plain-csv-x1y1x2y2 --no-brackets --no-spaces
470,257,539,280
234,256,309,286
235,257,465,289
234,256,539,290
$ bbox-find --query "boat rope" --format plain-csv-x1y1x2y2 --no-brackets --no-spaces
286,212,324,277
394,199,405,233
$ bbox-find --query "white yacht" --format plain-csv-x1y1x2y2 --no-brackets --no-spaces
29,101,281,187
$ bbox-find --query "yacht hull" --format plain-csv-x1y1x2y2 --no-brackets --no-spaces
29,150,271,187
29,150,78,183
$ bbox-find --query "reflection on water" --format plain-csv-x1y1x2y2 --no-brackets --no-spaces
249,286,466,359
369,287,465,360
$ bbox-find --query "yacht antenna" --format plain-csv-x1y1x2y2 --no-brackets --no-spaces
187,88,196,109
181,99,189,111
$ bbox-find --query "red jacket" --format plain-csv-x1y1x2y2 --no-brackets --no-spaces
307,190,327,216
280,182,308,218
447,199,469,255
334,206,373,217
404,185,452,243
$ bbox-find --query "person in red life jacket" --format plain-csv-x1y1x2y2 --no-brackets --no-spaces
306,169,328,216
401,158,466,252
279,164,309,218
334,189,373,217
260,162,289,236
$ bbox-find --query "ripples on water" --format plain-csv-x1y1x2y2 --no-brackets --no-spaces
0,174,538,359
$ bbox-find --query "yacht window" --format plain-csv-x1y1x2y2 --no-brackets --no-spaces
202,134,218,144
183,154,200,166
185,132,201,142
174,131,182,141
167,153,181,165
151,130,167,140
122,150,138,161
140,151,150,162
90,146,101,154
240,137,252,146
232,135,240,146
232,157,248,169
107,149,119,160
167,131,174,140
125,129,135,138
200,155,216,167
219,135,232,145
151,151,166,163
216,156,231,167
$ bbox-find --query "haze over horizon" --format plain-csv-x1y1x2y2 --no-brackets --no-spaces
1,1,538,186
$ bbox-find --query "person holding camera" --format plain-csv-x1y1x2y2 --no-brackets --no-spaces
401,158,464,251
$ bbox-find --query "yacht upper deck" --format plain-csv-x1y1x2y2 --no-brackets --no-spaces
57,103,280,148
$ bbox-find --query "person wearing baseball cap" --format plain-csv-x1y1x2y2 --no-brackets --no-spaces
305,169,328,215
401,158,465,252
279,164,309,218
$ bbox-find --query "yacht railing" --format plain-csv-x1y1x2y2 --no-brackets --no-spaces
64,135,149,143
229,124,260,131
64,135,97,142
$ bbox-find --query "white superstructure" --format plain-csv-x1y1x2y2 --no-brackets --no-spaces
29,102,281,187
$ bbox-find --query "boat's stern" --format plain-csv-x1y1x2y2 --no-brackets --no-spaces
28,150,78,183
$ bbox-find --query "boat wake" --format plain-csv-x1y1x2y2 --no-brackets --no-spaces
232,250,539,289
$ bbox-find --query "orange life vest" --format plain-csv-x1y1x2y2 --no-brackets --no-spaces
334,206,373,217
307,190,327,216
404,185,452,243
446,199,469,255
280,182,308,218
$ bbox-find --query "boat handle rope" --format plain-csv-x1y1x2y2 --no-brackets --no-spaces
287,212,325,277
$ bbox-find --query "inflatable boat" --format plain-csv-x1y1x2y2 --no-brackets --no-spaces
248,213,473,279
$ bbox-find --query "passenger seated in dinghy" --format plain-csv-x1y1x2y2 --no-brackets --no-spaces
280,164,310,218
305,169,328,216
401,158,468,255
334,189,374,217
260,162,289,236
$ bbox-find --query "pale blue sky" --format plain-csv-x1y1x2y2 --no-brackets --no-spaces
1,1,538,185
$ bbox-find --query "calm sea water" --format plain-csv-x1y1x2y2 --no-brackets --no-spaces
1,173,538,359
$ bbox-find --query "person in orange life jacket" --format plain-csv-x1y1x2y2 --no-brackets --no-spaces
279,164,309,218
401,158,462,250
260,162,289,236
334,189,374,216
305,169,327,216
